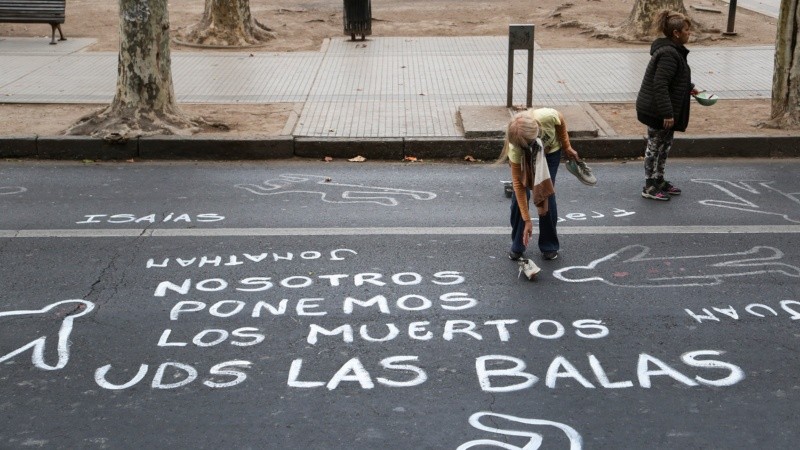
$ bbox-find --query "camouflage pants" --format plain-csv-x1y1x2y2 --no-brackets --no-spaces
644,127,674,180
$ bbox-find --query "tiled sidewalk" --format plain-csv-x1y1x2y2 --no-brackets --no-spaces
720,0,780,19
0,36,775,138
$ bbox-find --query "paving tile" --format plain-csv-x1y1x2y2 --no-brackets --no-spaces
0,37,96,54
0,53,116,102
0,55,55,88
720,0,780,18
0,36,777,138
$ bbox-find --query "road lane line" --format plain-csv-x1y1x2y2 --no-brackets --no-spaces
2,225,800,238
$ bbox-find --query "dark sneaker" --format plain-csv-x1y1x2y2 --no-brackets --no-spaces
542,251,559,260
565,159,597,186
660,180,681,196
508,251,524,261
641,185,670,201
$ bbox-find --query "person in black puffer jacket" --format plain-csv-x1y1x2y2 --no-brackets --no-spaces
636,10,699,201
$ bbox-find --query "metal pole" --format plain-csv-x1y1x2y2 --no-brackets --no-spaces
723,0,738,36
507,46,514,108
507,25,535,108
526,46,534,108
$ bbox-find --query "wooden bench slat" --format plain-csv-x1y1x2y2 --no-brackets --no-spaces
0,0,67,43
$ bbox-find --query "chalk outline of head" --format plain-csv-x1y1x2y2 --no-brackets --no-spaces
0,300,95,371
0,186,27,195
457,411,583,450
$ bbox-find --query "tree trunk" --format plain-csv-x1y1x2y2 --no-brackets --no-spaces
555,0,713,43
620,0,689,39
67,0,200,140
768,0,800,128
176,0,274,47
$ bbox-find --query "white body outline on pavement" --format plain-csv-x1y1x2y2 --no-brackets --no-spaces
236,174,437,206
458,411,582,450
552,245,800,288
0,300,95,370
0,186,26,195
694,179,800,224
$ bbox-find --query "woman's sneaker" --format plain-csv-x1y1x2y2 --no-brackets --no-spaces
508,251,524,261
641,185,670,201
659,180,681,195
542,251,559,261
565,159,597,186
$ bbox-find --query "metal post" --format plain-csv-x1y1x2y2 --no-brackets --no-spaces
507,24,535,108
723,0,738,36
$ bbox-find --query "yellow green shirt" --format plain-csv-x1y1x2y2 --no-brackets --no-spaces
507,108,562,163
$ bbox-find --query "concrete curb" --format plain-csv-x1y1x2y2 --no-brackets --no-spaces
294,137,404,160
673,136,800,158
139,136,294,160
37,136,138,160
0,135,37,158
405,138,502,160
1,135,798,160
567,136,800,159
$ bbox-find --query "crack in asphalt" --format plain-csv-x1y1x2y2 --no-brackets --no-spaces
83,220,155,307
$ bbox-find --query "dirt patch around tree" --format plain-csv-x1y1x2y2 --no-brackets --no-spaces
0,0,785,137
593,100,797,137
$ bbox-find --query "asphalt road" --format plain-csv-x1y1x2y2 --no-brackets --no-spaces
1,158,799,449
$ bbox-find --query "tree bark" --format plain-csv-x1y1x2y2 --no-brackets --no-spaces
67,0,201,140
547,0,714,43
768,0,800,128
176,0,274,47
620,0,689,39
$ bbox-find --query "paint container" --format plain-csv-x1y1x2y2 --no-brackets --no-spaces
518,259,541,280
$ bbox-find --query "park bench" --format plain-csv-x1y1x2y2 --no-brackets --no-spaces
0,0,66,45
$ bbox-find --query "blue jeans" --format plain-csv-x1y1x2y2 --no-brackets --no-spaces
510,150,560,254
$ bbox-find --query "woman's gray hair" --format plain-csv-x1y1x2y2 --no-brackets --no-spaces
496,111,540,163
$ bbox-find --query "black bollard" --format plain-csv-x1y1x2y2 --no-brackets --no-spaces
723,0,738,36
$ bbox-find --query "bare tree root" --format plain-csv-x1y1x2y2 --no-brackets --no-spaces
254,19,273,33
755,116,800,130
544,17,721,43
174,20,276,48
64,105,227,142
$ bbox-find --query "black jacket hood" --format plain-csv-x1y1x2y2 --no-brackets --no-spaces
650,37,689,58
636,37,694,132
